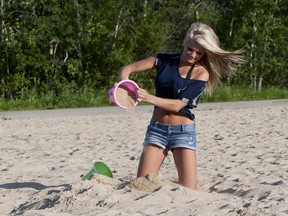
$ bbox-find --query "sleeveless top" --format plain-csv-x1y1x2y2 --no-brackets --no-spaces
155,52,207,120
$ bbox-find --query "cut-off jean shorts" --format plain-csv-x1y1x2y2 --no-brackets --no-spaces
143,120,197,151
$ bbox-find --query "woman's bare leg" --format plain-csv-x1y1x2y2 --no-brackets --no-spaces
172,148,198,189
137,144,166,177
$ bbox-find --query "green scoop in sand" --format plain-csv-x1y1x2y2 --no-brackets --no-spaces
81,162,113,180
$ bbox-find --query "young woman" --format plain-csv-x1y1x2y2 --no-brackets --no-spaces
118,22,244,189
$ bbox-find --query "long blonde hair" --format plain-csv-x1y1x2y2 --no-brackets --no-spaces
183,22,244,92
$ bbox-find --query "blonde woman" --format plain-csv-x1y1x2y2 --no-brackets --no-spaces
118,22,244,189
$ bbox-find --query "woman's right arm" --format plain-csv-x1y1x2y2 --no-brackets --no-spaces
118,55,156,81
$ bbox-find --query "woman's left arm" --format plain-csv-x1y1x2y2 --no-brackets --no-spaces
137,67,209,112
137,89,187,112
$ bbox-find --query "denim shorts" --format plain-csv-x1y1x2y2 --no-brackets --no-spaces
143,120,197,151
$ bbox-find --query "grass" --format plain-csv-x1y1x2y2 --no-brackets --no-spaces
0,88,110,111
0,85,287,111
201,85,288,102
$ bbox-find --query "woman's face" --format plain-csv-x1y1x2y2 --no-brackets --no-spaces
182,40,205,65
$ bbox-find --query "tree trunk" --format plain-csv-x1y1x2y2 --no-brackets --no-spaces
0,0,5,98
0,0,3,43
195,0,201,22
111,1,125,50
251,75,257,92
229,16,234,37
74,0,83,59
258,75,263,92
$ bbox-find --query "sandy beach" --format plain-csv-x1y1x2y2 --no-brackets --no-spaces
0,99,288,216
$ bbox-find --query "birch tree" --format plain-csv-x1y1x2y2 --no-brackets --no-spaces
231,0,287,90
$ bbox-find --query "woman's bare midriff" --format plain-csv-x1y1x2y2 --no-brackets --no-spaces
152,107,195,125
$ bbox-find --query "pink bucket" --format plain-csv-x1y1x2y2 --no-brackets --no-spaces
108,80,139,110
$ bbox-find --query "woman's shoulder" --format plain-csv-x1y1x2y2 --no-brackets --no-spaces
192,64,209,81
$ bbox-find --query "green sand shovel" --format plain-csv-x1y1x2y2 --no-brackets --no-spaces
81,162,113,180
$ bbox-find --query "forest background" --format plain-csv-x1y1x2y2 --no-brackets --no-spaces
0,0,287,111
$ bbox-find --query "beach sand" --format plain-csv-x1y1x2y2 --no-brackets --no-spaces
0,99,287,216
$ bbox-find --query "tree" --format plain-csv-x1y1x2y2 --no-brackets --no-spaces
230,0,288,90
0,0,287,100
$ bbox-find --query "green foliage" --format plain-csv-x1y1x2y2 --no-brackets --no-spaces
0,83,108,111
1,84,287,111
0,0,287,104
229,0,288,88
201,85,288,102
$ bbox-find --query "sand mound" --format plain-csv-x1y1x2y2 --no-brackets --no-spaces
128,173,162,192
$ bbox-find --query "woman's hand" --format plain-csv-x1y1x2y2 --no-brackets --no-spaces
136,88,151,102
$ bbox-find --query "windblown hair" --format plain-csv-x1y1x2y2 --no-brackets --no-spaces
183,22,245,92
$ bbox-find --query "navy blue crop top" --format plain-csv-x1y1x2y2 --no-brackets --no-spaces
155,52,207,120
